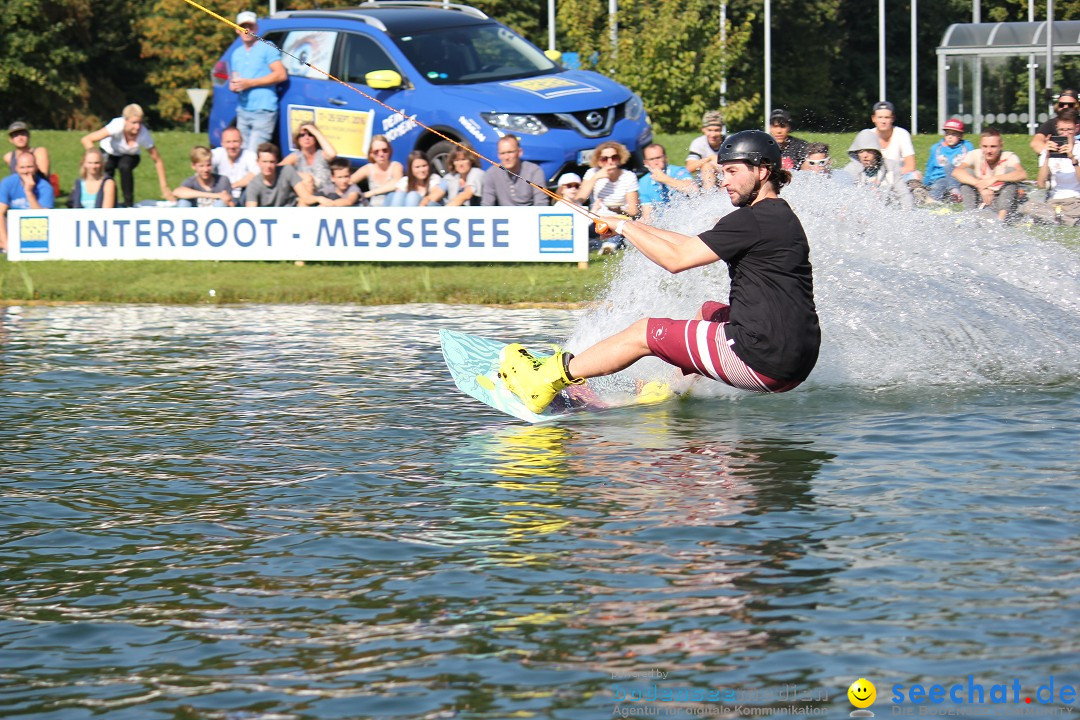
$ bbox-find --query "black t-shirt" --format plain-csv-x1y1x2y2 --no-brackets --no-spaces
779,136,810,170
1036,118,1057,136
698,197,820,382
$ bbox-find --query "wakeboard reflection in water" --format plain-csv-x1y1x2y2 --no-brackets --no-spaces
564,174,1080,395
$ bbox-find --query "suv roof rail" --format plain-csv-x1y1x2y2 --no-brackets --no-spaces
356,1,488,20
272,10,389,32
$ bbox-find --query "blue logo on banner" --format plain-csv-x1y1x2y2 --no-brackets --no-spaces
19,216,49,254
538,214,574,253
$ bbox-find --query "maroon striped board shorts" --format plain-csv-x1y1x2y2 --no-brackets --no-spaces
645,301,802,393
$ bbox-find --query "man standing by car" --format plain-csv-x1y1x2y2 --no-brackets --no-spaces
481,136,548,206
230,11,287,152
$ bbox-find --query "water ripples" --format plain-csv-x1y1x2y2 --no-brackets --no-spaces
1,304,1077,718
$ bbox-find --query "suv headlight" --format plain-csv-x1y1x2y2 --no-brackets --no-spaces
624,93,645,122
480,112,548,135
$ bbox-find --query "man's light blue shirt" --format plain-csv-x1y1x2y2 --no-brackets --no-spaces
231,42,282,112
639,164,693,206
0,174,55,209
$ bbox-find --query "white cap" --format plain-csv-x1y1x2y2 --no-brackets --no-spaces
236,11,258,25
557,172,582,186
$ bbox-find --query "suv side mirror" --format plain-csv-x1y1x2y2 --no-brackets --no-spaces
543,49,562,64
366,70,404,89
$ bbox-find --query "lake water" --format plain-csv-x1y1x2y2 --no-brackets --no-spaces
2,179,1078,719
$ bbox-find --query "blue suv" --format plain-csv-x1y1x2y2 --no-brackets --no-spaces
208,1,651,182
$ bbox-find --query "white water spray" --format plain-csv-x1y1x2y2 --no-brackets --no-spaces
567,176,1080,393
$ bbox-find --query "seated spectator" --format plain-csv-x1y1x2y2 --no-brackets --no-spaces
952,128,1027,222
4,121,50,180
173,146,235,208
280,122,336,197
245,142,311,207
769,110,810,170
70,148,116,209
81,103,174,207
923,118,973,202
638,142,694,222
801,142,831,174
389,151,444,207
440,149,484,206
0,151,55,252
1031,88,1079,155
578,140,639,216
855,100,927,203
351,135,403,207
798,143,852,186
212,126,258,202
481,135,547,206
310,157,362,207
579,141,638,254
1019,110,1080,225
842,129,914,209
555,172,583,205
686,110,725,175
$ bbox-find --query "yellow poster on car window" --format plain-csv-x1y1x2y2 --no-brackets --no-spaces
286,105,375,160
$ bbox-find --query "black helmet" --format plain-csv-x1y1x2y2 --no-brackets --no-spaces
716,130,781,168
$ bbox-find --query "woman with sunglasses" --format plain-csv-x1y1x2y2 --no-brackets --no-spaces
577,141,640,219
388,151,444,207
351,135,403,207
1031,89,1080,155
280,122,337,197
4,121,50,180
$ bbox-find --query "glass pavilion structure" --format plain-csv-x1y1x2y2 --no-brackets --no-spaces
937,20,1080,134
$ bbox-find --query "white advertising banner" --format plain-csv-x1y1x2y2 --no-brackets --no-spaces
7,206,588,263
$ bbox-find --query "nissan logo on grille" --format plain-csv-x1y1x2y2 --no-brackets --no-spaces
585,111,604,129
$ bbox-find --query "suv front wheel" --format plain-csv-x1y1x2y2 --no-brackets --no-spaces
426,139,469,176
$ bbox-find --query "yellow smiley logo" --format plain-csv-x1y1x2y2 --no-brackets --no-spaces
848,678,877,708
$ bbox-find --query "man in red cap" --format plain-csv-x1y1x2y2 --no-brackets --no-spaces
924,117,974,202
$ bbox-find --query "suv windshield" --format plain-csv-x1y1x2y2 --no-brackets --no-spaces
393,23,558,85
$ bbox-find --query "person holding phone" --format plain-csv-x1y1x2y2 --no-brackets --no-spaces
1020,109,1080,225
1030,88,1080,155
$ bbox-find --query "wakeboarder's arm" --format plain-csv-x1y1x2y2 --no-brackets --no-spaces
616,220,719,273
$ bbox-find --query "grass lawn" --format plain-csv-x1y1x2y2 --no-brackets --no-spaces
0,256,623,305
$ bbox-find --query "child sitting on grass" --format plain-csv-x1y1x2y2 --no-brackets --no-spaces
307,157,362,207
923,118,973,202
173,146,234,208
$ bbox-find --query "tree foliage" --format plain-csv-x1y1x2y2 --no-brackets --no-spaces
0,0,151,129
8,0,1080,133
0,0,90,127
557,0,756,131
138,0,271,126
